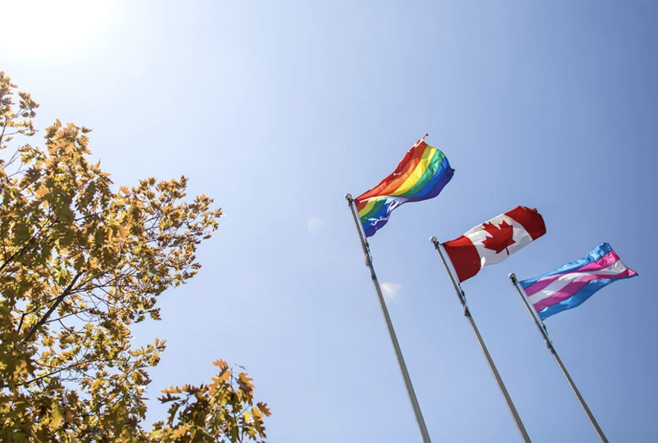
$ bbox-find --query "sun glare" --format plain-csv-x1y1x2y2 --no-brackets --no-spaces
381,283,402,301
1,1,111,59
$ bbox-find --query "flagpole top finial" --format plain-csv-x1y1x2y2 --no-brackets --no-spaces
345,193,353,201
430,236,438,244
509,273,516,281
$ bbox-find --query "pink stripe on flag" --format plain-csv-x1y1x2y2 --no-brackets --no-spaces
524,251,620,296
578,250,620,272
532,269,638,312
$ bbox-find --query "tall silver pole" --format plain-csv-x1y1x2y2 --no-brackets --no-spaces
345,194,432,443
430,237,531,443
509,273,609,443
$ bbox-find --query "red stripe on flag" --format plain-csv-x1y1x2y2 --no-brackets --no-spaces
356,137,428,202
505,206,546,240
442,236,481,282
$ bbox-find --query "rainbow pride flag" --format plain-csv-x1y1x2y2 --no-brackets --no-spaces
355,135,454,237
520,243,638,320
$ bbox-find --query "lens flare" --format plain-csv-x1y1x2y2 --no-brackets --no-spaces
307,217,324,234
380,282,401,301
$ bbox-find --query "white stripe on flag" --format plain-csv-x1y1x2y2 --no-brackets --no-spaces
527,259,632,307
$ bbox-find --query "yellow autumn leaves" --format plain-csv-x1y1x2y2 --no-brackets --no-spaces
0,71,269,442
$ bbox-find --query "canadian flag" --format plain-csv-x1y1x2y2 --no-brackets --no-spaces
443,206,546,282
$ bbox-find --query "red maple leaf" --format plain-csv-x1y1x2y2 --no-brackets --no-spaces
482,220,515,255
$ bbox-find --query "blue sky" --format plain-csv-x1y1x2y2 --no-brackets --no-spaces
3,1,658,441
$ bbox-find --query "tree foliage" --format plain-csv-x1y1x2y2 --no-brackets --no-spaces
0,72,270,442
151,360,270,443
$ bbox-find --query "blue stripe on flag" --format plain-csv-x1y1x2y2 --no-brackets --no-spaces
519,243,613,289
537,277,621,320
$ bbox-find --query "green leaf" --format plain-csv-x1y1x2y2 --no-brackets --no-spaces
49,404,63,431
14,223,30,243
54,205,74,223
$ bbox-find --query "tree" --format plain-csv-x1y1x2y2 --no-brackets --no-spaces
0,72,270,442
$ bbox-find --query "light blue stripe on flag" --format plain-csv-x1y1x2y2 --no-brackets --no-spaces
519,243,638,320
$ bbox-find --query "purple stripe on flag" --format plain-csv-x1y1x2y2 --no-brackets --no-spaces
532,268,638,312
524,250,620,296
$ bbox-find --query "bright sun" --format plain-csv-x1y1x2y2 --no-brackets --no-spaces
1,1,111,59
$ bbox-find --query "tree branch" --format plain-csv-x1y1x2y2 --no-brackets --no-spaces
0,116,9,147
21,362,79,387
21,271,83,344
0,215,56,275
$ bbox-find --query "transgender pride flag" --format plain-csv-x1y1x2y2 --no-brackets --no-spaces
519,243,638,320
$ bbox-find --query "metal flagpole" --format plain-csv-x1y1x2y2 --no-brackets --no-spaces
508,273,609,443
345,194,432,443
430,237,532,443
